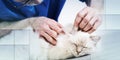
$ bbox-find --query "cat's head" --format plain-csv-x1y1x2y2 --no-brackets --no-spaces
69,31,100,57
14,0,43,6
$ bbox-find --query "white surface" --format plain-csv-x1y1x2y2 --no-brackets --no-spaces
58,0,87,26
104,0,120,14
105,14,120,30
0,46,14,60
0,29,30,45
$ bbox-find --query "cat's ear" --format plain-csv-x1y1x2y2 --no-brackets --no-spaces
90,35,101,42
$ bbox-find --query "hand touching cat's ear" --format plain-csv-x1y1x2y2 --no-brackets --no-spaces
90,35,101,42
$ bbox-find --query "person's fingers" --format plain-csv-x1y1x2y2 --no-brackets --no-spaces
88,28,96,34
56,23,65,34
93,18,102,29
83,16,98,32
88,18,102,33
47,20,63,34
74,7,88,28
49,24,63,34
41,24,57,40
40,31,56,45
79,7,88,18
57,23,63,28
44,27,57,39
49,19,63,28
74,14,82,27
49,24,62,34
82,11,94,29
79,16,89,29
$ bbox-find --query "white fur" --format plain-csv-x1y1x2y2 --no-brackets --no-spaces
29,25,100,60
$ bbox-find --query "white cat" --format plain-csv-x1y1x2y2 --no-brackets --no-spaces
29,24,100,60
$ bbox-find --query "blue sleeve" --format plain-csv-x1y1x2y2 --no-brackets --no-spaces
0,0,66,22
0,0,25,21
47,0,66,21
27,0,66,21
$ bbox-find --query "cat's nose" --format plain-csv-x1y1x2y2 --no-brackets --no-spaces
76,47,82,55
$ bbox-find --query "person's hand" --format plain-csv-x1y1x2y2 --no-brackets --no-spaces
74,7,102,33
30,17,63,45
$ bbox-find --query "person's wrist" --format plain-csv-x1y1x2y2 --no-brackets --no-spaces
28,16,46,32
